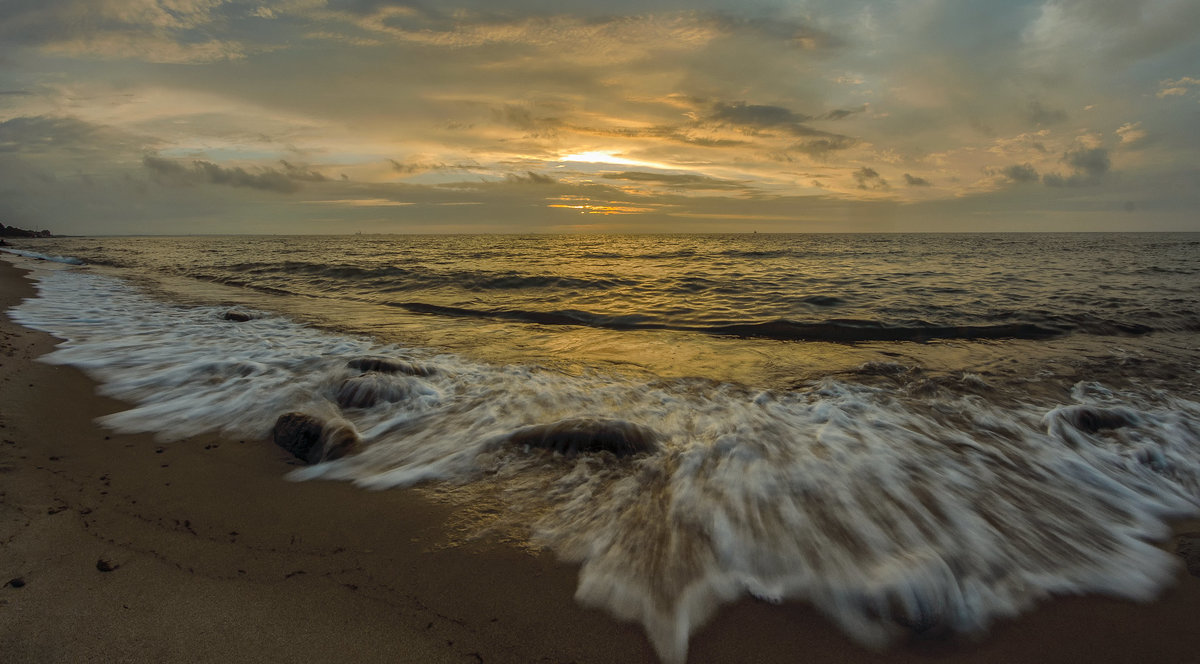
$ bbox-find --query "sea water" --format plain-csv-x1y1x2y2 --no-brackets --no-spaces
5,233,1200,662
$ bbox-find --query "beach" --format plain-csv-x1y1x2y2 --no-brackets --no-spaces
3,254,1200,663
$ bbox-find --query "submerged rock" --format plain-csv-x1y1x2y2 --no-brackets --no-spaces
271,412,361,464
336,373,412,409
507,418,659,457
346,356,433,377
223,310,252,322
1061,405,1137,433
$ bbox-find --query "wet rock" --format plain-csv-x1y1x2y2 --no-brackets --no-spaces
1176,532,1200,577
1061,405,1137,433
223,310,252,322
271,412,361,464
508,418,658,457
5,577,25,588
347,357,433,377
96,558,118,572
336,373,411,409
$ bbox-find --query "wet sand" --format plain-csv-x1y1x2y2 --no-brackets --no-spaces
2,256,1199,663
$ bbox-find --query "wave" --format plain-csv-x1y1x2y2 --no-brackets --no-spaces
1,248,85,265
386,300,1171,342
220,260,634,292
11,267,1200,663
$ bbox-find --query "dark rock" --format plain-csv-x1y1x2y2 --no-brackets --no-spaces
347,357,433,377
1061,405,1137,433
5,577,25,588
223,310,252,322
271,412,361,464
507,418,658,457
96,558,118,572
1176,532,1200,577
336,373,412,409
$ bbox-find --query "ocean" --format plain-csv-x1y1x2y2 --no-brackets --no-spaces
5,233,1200,662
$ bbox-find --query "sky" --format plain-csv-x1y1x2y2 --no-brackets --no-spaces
0,0,1198,234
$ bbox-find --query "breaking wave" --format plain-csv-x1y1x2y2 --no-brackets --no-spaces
9,267,1200,663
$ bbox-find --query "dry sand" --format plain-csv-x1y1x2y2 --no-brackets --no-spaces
2,256,1199,663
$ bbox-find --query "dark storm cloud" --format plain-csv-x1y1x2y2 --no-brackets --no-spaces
602,171,750,190
1000,163,1040,183
903,173,932,187
142,155,332,193
853,166,888,190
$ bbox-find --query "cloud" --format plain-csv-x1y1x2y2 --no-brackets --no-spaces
701,101,860,159
706,13,841,50
1026,100,1068,126
1041,146,1110,187
1064,146,1110,177
495,104,563,133
143,155,328,193
853,166,888,190
281,160,328,182
1157,76,1200,98
903,173,932,187
787,135,859,157
1000,163,1040,183
1115,121,1147,145
710,101,810,128
387,158,478,174
0,0,249,63
817,106,868,121
602,171,750,190
0,115,149,156
504,170,557,184
346,7,722,64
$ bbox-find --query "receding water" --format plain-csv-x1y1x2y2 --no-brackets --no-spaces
5,233,1200,662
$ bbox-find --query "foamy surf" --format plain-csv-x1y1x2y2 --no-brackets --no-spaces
10,265,1200,663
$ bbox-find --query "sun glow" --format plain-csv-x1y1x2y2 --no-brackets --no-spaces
559,151,675,170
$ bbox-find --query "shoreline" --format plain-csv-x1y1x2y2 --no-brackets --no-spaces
3,256,1200,662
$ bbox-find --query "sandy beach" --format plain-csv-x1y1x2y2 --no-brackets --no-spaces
3,255,1200,664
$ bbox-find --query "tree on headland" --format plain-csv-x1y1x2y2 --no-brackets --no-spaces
0,223,54,239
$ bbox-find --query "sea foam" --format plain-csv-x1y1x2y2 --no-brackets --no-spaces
10,266,1200,663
